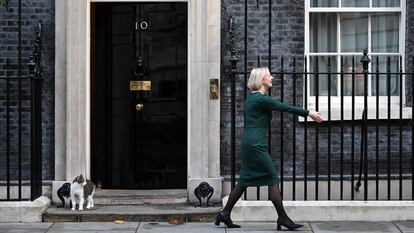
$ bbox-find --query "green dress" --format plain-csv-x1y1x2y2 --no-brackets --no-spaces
237,92,309,187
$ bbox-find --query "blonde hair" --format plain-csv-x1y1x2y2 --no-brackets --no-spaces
247,67,269,91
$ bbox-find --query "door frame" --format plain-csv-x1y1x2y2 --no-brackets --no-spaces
55,0,222,202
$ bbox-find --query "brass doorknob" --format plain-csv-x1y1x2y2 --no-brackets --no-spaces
136,103,144,111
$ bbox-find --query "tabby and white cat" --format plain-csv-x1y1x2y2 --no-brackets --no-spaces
70,174,97,211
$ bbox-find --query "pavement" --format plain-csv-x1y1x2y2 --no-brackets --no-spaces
1,221,414,233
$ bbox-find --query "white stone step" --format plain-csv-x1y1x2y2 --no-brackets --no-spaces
93,189,188,205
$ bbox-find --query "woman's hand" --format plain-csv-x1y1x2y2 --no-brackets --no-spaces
308,111,323,123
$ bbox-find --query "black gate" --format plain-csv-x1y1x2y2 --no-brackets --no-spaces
227,1,414,201
0,1,43,201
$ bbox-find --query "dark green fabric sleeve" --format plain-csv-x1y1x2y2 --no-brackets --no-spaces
260,95,309,117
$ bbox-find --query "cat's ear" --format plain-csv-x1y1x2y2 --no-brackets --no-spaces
73,176,78,183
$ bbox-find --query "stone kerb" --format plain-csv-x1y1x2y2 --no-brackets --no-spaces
0,196,51,223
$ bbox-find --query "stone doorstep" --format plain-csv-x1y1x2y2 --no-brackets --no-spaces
52,179,223,206
43,205,221,222
223,196,414,222
93,197,188,205
0,196,51,223
93,189,188,205
42,212,219,223
95,189,188,197
52,181,191,206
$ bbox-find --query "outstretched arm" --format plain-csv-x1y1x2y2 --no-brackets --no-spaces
261,95,308,117
261,95,323,123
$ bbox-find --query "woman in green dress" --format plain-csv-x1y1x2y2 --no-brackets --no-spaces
215,67,323,231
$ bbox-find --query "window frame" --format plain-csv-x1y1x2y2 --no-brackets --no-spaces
304,0,406,114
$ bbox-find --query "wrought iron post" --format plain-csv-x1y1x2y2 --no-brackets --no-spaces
18,0,22,200
360,49,370,201
229,16,239,190
29,21,43,201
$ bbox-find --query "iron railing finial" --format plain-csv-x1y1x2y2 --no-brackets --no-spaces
29,21,43,80
360,49,371,74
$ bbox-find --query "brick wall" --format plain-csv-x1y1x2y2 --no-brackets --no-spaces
0,0,55,181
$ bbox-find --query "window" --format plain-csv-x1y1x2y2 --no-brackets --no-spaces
305,0,405,114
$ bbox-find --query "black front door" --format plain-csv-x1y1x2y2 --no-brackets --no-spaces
91,3,187,189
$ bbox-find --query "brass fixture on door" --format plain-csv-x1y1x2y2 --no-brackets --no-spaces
136,103,144,111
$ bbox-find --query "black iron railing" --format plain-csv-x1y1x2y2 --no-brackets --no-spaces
228,7,414,200
0,0,43,202
229,53,414,201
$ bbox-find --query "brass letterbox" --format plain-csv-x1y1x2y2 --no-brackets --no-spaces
130,81,151,91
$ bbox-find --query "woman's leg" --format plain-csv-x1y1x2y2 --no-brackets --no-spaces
268,184,303,230
222,185,246,216
268,183,288,219
215,185,246,228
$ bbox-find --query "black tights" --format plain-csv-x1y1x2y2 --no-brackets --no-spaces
222,184,288,220
221,185,245,216
268,184,288,219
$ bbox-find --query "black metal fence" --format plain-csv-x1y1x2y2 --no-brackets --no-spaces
228,14,414,201
0,0,43,202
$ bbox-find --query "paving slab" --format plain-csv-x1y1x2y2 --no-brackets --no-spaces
394,221,414,232
0,223,52,233
47,229,131,232
47,222,139,232
137,222,224,233
0,230,46,233
226,222,312,232
310,222,401,233
47,231,136,233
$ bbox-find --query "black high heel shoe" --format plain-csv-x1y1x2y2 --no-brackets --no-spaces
214,212,241,228
276,217,303,231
